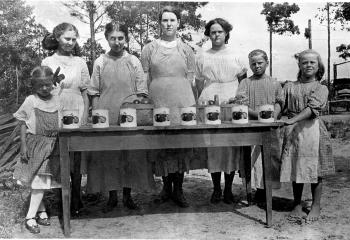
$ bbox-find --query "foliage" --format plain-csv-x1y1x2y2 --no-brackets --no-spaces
81,38,106,75
62,1,111,64
0,0,48,113
261,2,300,76
317,3,350,61
105,1,208,54
261,2,300,34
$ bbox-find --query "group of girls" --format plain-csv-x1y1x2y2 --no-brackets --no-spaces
13,5,334,235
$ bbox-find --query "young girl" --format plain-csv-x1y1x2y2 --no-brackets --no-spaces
195,18,247,204
236,49,283,203
280,49,334,222
13,66,61,234
42,22,90,215
87,22,155,212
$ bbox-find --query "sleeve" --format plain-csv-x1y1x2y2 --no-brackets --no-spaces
79,58,90,91
140,43,151,73
307,84,329,117
273,79,284,107
195,53,204,82
186,45,195,84
87,56,103,96
130,55,148,95
13,96,33,122
140,43,152,86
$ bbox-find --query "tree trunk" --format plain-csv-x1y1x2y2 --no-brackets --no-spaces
88,2,96,64
269,28,272,77
308,19,312,49
327,3,331,97
15,66,19,105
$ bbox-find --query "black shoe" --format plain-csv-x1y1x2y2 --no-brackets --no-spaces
25,218,40,234
210,189,222,204
160,176,173,202
102,197,118,213
223,190,235,204
254,188,266,203
123,197,140,210
172,191,189,208
36,211,50,226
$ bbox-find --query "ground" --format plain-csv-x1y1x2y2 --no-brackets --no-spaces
0,138,349,239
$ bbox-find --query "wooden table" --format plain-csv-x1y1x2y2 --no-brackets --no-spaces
59,121,283,237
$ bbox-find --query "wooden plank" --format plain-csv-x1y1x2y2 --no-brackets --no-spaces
68,132,265,151
0,142,20,167
0,123,20,159
0,121,18,132
59,136,71,237
0,114,15,125
59,121,283,134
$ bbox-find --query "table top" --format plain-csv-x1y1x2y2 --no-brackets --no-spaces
59,121,284,134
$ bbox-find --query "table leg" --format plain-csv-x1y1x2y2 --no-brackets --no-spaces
262,130,272,227
59,136,71,237
243,146,252,205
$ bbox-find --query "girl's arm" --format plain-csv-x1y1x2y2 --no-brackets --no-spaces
19,121,28,162
81,89,89,125
91,95,100,110
274,103,281,120
284,107,312,125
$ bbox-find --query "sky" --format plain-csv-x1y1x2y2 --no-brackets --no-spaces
26,0,350,81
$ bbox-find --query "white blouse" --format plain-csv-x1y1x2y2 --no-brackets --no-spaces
13,95,60,134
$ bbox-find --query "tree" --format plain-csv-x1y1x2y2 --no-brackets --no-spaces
261,2,300,76
81,38,106,75
62,1,111,64
105,1,208,54
317,3,350,61
0,0,48,112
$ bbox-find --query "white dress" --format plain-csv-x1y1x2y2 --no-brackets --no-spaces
42,53,90,173
195,47,245,173
42,53,90,126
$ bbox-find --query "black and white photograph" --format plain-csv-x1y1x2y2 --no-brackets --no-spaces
0,0,349,239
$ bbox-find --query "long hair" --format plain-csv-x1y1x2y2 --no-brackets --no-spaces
204,18,233,44
296,49,325,81
42,22,80,56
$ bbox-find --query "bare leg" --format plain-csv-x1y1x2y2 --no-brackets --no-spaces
289,182,307,218
307,177,322,222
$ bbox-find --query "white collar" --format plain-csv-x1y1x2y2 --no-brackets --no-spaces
158,39,178,48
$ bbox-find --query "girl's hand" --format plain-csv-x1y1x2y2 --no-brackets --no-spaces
81,110,89,126
283,118,295,125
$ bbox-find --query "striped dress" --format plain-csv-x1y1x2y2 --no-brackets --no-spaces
236,74,283,188
280,80,335,183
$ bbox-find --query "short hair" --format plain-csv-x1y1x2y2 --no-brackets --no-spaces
30,66,54,86
248,49,269,62
159,6,181,22
104,22,129,41
296,49,325,81
204,18,233,44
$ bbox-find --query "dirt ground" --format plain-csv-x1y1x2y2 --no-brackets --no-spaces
1,138,350,239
